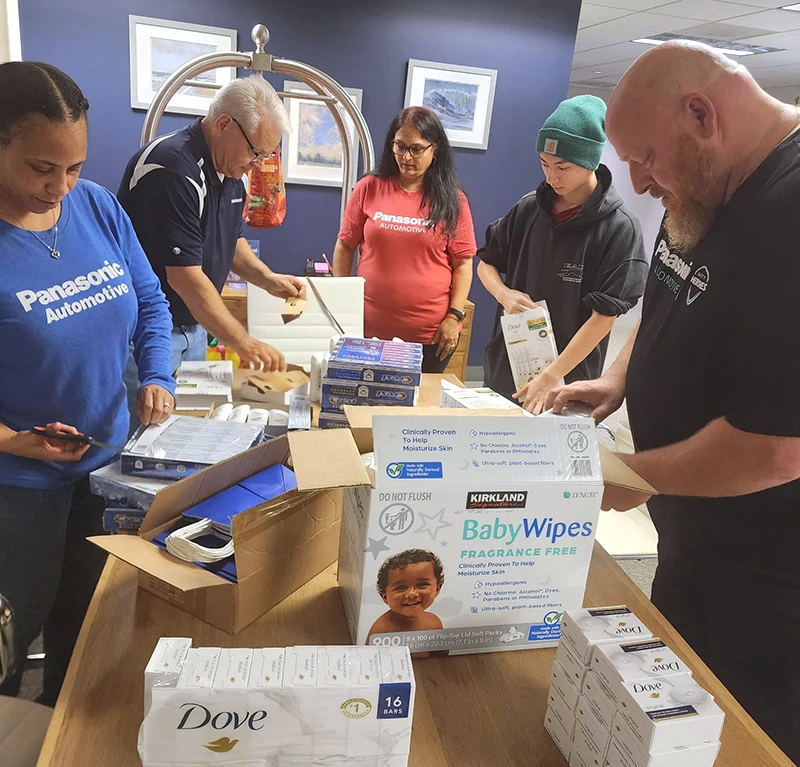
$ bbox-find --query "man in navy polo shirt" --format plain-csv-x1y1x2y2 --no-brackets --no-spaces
119,76,304,403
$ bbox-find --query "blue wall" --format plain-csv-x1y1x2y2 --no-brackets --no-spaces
20,0,580,365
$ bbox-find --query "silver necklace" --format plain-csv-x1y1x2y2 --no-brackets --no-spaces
11,209,60,259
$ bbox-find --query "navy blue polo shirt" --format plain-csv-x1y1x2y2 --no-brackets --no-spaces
118,119,245,326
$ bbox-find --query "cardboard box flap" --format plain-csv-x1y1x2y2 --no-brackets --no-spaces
243,367,310,395
599,445,657,494
287,429,370,491
87,534,231,591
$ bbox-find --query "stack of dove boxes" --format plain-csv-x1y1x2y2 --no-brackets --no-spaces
545,606,725,767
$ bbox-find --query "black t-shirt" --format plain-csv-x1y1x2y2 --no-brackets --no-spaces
117,119,245,326
627,131,800,577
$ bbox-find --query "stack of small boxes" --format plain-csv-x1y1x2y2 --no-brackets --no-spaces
140,639,416,767
545,606,725,767
318,338,423,429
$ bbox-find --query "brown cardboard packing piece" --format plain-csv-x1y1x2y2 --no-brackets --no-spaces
342,405,657,495
281,296,307,323
88,429,370,633
239,365,310,406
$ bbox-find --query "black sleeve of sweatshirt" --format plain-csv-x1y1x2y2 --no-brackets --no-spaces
583,208,649,316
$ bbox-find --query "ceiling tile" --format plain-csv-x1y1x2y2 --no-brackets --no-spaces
573,11,696,51
571,41,652,67
743,48,800,68
722,9,800,31
714,0,789,7
733,30,800,46
656,0,763,21
591,0,680,10
579,4,636,27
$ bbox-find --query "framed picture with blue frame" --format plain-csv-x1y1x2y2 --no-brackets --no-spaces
404,59,498,150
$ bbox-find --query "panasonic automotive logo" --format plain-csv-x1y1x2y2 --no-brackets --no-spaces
466,491,527,509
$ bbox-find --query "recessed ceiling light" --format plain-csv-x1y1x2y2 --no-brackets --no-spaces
781,3,800,10
593,70,603,74
633,37,757,56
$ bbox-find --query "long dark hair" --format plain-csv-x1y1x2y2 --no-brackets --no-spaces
0,61,89,146
371,107,462,237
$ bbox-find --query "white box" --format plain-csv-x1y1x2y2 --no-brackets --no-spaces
582,670,618,729
90,460,174,511
550,660,581,713
570,748,593,767
574,719,611,767
284,646,318,686
337,413,604,654
174,360,233,411
557,639,591,688
213,648,253,689
611,721,722,767
615,674,724,752
250,648,286,688
577,694,612,755
500,305,560,392
592,638,692,695
547,683,577,735
544,706,573,761
143,637,192,715
561,607,653,664
439,381,529,413
176,648,221,689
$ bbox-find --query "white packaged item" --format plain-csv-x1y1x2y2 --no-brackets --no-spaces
213,648,254,689
500,304,559,392
576,694,612,755
544,705,573,761
557,638,591,688
90,460,174,511
143,637,192,715
249,648,286,688
288,393,312,430
615,674,724,753
310,351,329,401
174,360,233,411
574,718,611,766
561,606,653,664
550,659,581,713
592,637,692,695
338,414,603,654
439,381,530,412
610,724,722,767
227,404,251,423
581,670,618,729
547,683,577,736
246,408,271,425
329,333,343,353
140,644,415,767
176,648,221,689
209,402,234,421
269,409,289,426
570,748,592,767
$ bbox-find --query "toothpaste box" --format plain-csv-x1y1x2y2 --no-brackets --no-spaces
337,411,604,655
327,338,423,386
561,607,653,664
544,706,573,761
550,660,581,714
614,674,724,753
102,506,148,533
319,410,352,429
321,379,417,412
581,670,618,729
143,637,192,715
610,723,722,767
591,638,692,695
140,644,415,767
557,638,592,688
500,304,559,392
90,459,174,510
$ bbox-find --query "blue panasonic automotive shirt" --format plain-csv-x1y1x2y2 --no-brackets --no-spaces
117,119,246,326
0,180,175,489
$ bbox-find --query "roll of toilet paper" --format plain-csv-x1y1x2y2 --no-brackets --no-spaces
247,408,271,425
227,404,251,423
210,403,233,421
268,409,289,426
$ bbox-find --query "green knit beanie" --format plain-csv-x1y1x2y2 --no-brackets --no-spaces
536,95,607,170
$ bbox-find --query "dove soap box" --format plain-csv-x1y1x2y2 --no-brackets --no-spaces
592,638,692,696
615,674,724,753
561,606,653,664
610,718,722,767
336,410,607,655
143,637,192,715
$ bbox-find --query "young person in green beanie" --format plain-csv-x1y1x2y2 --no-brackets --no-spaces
478,95,649,413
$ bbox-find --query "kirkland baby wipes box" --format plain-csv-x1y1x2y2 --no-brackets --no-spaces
337,411,605,655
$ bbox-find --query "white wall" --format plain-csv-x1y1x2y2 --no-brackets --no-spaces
0,0,21,61
764,86,800,104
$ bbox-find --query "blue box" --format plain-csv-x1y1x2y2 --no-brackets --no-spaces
321,379,416,412
181,484,265,528
103,507,148,533
329,337,422,368
324,365,421,387
239,464,297,499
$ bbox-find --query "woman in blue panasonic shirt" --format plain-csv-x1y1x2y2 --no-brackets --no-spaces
0,62,175,705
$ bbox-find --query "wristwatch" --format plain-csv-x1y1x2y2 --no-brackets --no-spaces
447,307,466,322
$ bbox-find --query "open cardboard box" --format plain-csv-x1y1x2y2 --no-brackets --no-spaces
89,429,371,633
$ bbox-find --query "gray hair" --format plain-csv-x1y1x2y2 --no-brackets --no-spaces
207,75,291,135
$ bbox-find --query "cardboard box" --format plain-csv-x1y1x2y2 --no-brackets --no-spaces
610,720,721,767
561,607,654,664
550,659,581,714
90,429,371,633
592,638,692,695
335,407,653,656
615,675,724,752
239,366,311,406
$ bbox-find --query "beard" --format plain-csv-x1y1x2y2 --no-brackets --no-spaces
652,136,719,253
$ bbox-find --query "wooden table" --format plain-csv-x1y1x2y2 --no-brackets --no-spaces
36,543,792,767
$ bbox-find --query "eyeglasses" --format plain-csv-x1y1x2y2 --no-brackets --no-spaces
232,117,275,161
392,140,433,159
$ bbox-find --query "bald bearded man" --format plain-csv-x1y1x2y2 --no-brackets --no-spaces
549,42,800,760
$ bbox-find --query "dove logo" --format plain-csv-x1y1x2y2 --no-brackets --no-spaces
204,737,239,753
177,703,268,732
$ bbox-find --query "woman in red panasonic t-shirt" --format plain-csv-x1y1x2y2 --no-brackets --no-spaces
332,107,476,372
